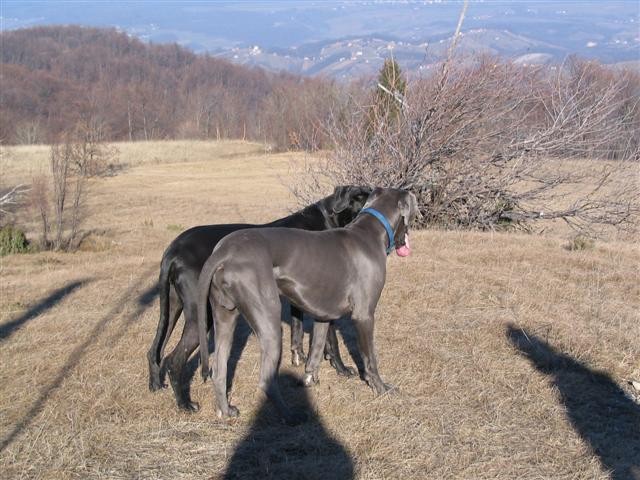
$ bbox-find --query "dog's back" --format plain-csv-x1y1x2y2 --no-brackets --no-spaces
207,226,380,321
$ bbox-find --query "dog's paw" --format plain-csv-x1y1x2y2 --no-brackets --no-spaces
178,400,200,413
365,376,398,396
291,350,307,367
334,364,357,378
302,372,319,387
149,379,166,392
201,367,213,383
376,382,398,396
217,405,240,418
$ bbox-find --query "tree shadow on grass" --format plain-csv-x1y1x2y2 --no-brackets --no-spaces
137,282,159,307
222,373,354,480
1,266,158,452
506,324,640,480
0,279,90,341
106,281,161,345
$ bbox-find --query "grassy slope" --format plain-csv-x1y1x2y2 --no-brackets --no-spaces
1,141,638,479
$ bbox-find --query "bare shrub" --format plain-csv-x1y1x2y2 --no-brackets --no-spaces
296,57,639,237
30,126,119,251
526,57,639,161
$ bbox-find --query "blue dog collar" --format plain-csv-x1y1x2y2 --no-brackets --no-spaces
360,208,395,255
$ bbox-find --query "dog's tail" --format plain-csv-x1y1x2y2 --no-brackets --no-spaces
197,254,218,382
148,257,173,371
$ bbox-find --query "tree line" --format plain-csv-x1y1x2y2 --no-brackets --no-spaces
0,25,338,150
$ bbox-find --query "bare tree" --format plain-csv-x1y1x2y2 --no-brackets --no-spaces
14,120,42,145
295,57,639,237
29,175,50,247
32,124,119,251
71,120,119,177
50,142,73,250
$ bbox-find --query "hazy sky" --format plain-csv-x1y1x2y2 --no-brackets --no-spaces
2,1,638,47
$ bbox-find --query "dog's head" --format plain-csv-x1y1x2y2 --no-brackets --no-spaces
363,187,419,256
321,185,372,227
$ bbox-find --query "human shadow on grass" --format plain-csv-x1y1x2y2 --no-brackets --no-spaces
222,373,354,480
506,325,640,480
0,279,90,342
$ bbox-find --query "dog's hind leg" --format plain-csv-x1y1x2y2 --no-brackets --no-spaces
154,287,183,390
165,301,202,412
290,305,306,366
303,320,330,386
148,273,183,392
324,322,357,377
242,291,307,425
211,305,240,418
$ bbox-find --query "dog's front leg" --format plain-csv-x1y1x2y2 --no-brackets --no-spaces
324,321,357,377
290,305,306,366
303,320,331,386
352,314,394,395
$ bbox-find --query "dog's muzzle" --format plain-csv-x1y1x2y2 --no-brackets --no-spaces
360,208,411,257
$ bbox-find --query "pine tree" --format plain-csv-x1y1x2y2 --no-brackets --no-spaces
367,58,406,138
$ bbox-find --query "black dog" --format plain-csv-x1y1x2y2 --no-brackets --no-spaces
147,186,370,411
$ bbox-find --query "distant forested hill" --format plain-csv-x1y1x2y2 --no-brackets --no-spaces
0,26,336,148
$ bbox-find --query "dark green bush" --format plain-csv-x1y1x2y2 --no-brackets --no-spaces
0,225,30,256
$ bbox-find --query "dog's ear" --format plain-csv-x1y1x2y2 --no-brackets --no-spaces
357,185,373,195
363,186,382,208
330,185,352,213
349,185,372,207
398,191,418,226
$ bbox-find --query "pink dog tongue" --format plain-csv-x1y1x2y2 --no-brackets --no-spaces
395,234,411,257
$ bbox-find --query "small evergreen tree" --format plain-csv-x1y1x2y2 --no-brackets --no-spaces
367,58,407,138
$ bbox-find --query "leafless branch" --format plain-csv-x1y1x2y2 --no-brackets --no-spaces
0,184,30,217
294,57,639,238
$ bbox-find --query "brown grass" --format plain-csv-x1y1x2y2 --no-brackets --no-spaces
1,141,639,479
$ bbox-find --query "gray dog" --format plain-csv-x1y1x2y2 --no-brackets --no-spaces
197,187,418,424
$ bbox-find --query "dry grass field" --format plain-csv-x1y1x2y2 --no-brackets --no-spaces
1,141,639,479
